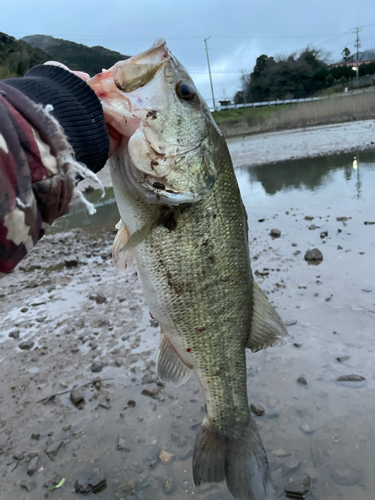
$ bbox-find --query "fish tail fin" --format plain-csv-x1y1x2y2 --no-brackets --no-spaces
193,419,273,500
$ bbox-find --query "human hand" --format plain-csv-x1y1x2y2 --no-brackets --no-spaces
44,61,121,157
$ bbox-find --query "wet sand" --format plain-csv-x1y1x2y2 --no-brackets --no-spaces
1,132,375,499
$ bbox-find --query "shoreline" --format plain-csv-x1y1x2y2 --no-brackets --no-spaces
91,119,375,189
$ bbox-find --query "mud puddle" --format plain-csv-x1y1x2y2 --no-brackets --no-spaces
0,151,375,499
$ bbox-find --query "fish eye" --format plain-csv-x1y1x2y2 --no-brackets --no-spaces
176,81,196,101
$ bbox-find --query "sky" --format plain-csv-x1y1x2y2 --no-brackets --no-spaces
2,0,375,108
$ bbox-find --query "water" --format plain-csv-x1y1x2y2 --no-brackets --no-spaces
2,151,375,500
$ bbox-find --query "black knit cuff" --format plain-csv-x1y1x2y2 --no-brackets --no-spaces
4,65,110,173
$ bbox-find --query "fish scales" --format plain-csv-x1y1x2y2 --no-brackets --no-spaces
89,38,288,500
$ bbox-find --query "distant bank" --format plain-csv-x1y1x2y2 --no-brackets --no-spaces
215,89,375,138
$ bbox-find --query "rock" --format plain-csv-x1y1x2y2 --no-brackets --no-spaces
64,257,79,267
320,231,328,239
91,359,104,373
311,446,325,467
89,294,107,304
31,433,40,441
159,449,174,463
304,248,323,262
308,224,320,230
297,377,307,385
329,465,361,486
115,359,123,367
258,218,265,222
336,217,348,221
141,384,162,399
304,216,314,220
127,400,136,408
44,441,64,461
291,242,297,246
270,228,281,238
337,374,365,382
19,340,34,350
250,403,265,416
337,356,350,363
293,343,302,348
285,476,311,498
21,307,28,313
300,423,315,435
98,397,112,409
116,480,139,498
44,474,63,488
74,472,107,494
9,329,20,339
281,459,301,477
364,221,375,225
20,480,37,492
27,456,39,476
117,437,131,452
362,288,372,293
163,478,176,495
70,388,85,405
25,452,39,462
337,245,343,250
272,448,291,457
285,319,298,326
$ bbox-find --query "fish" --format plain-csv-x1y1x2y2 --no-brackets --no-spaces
88,39,288,500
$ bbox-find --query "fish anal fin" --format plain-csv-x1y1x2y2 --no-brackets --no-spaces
157,331,192,387
112,219,136,274
247,281,289,352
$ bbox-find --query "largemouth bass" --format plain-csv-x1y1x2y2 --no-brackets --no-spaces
89,39,288,500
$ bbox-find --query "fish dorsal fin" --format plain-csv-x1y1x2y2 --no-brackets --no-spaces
112,219,136,274
157,331,192,387
247,281,289,352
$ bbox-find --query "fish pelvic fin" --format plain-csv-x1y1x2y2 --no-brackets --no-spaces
247,281,289,352
156,331,192,386
112,220,136,274
193,419,273,500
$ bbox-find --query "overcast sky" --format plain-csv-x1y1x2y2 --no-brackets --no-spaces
2,0,375,107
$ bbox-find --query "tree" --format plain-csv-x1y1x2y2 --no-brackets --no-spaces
342,47,352,62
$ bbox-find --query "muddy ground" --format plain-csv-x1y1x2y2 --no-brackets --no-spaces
1,130,375,500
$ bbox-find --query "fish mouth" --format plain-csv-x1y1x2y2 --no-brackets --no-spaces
125,142,208,205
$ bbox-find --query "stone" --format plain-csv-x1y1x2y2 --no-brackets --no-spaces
250,403,265,416
44,474,63,488
163,478,176,495
27,456,39,476
308,224,320,230
285,476,311,498
337,374,365,382
115,480,139,498
304,248,323,262
141,384,162,399
31,433,40,441
159,449,174,463
336,217,348,221
9,329,20,339
270,228,281,237
91,359,104,373
364,221,375,225
44,441,64,461
25,452,39,462
293,343,302,348
117,437,131,452
362,288,372,293
320,231,328,239
89,294,107,304
337,356,350,363
70,388,85,405
329,466,361,486
13,452,25,460
74,472,107,494
304,216,314,220
285,319,298,326
64,257,79,267
127,400,136,408
19,340,34,350
281,459,301,477
20,480,37,492
297,377,307,385
300,424,315,435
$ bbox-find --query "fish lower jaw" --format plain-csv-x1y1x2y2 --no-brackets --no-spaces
137,173,203,205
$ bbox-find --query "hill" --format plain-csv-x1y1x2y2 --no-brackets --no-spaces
22,34,130,75
0,32,52,79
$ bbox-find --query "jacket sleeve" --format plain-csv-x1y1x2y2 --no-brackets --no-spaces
0,84,76,276
0,65,110,277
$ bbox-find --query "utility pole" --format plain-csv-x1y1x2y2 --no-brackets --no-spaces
241,70,247,108
204,36,216,110
354,27,362,82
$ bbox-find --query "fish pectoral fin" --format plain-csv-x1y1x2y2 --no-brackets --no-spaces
247,281,289,352
157,332,192,387
112,219,136,274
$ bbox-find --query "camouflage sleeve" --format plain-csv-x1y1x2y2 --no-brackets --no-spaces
0,83,76,277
